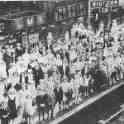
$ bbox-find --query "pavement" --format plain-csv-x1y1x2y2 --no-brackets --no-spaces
59,84,124,124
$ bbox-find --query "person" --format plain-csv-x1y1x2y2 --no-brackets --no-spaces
33,64,44,88
53,85,63,111
56,54,63,80
0,59,7,80
23,87,36,124
63,57,71,81
15,43,24,59
61,77,73,109
3,49,12,76
47,32,53,49
83,73,91,97
7,88,17,124
0,93,9,124
21,49,31,65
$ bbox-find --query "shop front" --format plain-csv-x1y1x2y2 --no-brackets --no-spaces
40,0,88,41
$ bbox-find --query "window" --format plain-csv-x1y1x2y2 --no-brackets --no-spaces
27,16,34,26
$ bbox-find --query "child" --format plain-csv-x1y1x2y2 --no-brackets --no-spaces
83,73,91,97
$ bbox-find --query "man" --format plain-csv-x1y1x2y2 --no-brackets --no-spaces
7,88,17,124
15,43,24,59
33,64,44,88
53,84,63,111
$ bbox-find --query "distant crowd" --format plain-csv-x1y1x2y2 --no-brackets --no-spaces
0,20,124,124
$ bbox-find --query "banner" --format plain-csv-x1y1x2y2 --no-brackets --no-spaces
90,0,119,14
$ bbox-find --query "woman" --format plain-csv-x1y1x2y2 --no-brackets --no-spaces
83,73,91,97
56,54,64,80
23,88,36,124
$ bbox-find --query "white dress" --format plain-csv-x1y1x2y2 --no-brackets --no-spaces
0,60,7,79
84,75,90,87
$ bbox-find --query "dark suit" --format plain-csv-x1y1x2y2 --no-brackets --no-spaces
33,67,44,88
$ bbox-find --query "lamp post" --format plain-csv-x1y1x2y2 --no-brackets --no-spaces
108,6,112,31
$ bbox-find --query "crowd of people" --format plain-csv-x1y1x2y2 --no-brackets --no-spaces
0,20,124,124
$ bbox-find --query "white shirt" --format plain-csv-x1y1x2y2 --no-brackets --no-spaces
0,60,7,79
22,52,31,64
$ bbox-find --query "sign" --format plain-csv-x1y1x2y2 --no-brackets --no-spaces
90,0,119,8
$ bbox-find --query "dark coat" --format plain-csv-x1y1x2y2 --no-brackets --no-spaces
8,98,17,119
33,67,44,88
54,87,63,104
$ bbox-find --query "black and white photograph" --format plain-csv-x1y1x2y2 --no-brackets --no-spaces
0,0,124,124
